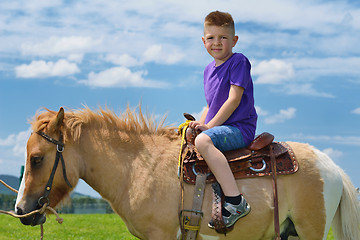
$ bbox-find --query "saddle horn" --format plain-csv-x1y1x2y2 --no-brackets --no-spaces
183,113,196,121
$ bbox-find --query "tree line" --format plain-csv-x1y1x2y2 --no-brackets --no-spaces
0,194,113,214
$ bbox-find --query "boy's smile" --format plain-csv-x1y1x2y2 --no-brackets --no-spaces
202,25,238,66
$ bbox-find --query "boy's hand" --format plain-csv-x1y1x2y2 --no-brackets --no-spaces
189,121,201,129
189,121,210,131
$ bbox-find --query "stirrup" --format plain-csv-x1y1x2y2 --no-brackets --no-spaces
208,195,251,229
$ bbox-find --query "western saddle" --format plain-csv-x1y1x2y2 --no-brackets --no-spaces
178,113,298,240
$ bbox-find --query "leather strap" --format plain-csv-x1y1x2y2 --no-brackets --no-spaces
37,131,64,148
270,144,281,240
211,183,229,233
36,131,72,206
185,173,207,240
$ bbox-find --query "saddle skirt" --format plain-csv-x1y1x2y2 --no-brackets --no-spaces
180,131,298,185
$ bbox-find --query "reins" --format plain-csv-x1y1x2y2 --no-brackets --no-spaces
0,179,64,239
0,130,72,239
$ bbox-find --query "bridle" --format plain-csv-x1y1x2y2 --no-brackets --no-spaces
36,131,72,207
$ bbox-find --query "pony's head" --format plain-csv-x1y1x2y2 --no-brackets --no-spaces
14,105,176,226
15,107,77,226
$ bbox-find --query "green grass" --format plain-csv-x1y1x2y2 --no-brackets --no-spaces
0,214,334,239
0,214,137,240
327,229,334,240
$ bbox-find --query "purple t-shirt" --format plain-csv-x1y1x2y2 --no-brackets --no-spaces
204,53,257,145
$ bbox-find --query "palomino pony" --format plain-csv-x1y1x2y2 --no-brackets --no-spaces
15,107,360,239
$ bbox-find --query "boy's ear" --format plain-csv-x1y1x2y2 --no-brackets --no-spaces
202,36,206,45
232,35,239,47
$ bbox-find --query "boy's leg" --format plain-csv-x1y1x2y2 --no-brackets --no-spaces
194,127,251,228
195,133,240,196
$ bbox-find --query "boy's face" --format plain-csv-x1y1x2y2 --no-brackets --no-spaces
202,25,238,66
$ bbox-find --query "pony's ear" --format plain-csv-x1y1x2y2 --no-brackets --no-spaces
48,107,65,133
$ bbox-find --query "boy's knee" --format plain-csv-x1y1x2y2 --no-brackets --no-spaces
195,133,212,151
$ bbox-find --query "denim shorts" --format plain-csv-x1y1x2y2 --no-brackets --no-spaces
202,125,246,152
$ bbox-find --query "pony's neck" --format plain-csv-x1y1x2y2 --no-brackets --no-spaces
77,128,135,197
77,127,180,213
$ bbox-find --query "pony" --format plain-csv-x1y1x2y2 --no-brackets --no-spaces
15,106,360,239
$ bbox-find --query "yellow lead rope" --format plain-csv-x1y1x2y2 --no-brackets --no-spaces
177,120,190,239
177,120,191,172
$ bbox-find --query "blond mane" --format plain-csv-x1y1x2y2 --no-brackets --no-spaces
31,105,176,143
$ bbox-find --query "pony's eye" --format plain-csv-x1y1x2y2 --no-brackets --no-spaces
31,156,44,167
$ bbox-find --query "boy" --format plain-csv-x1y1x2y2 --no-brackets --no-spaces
189,11,257,228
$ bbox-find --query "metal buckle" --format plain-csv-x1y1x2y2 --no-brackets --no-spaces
249,159,267,172
38,196,50,207
57,144,64,153
192,163,212,177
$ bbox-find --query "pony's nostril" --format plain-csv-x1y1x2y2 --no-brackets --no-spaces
16,207,24,215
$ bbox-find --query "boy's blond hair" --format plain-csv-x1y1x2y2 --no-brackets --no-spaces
204,11,235,35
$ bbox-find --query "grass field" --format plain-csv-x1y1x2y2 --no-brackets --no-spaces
0,214,334,239
0,214,137,240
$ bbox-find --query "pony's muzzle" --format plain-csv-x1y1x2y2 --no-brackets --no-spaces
16,199,47,226
16,207,46,226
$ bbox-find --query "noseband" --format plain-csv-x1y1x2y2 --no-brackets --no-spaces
36,131,72,207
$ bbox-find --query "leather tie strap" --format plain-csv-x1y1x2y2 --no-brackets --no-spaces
270,144,281,240
211,183,228,233
185,173,207,240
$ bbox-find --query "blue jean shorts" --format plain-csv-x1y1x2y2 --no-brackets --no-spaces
202,125,246,152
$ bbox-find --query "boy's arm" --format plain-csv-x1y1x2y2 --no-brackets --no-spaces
207,85,244,128
199,105,209,124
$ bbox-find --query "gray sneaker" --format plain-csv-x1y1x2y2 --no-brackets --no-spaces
223,197,251,228
208,196,251,229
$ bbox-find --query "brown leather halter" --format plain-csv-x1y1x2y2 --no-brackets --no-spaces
36,131,72,207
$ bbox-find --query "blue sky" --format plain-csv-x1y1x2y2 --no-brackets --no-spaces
1,0,359,197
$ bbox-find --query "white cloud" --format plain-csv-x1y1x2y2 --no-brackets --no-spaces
67,54,84,63
13,0,62,12
1,1,359,83
323,148,343,162
79,66,169,88
282,83,335,98
191,106,208,121
351,107,360,115
0,129,30,176
252,59,294,84
105,53,142,67
0,130,28,147
292,57,360,77
252,57,347,98
235,0,359,34
20,36,100,57
264,107,296,125
0,2,357,93
15,59,80,78
290,133,360,146
255,106,269,117
0,128,30,157
104,45,186,68
143,45,185,65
